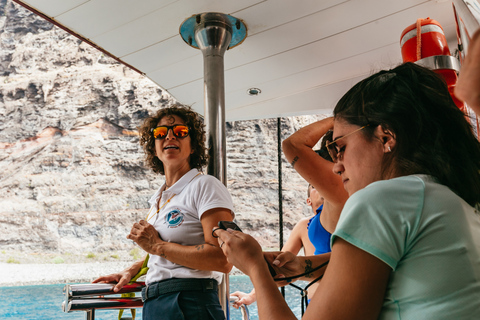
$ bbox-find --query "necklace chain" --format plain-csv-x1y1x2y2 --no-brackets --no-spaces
145,193,175,222
145,172,202,222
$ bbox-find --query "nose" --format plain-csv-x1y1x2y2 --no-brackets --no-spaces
165,128,176,140
332,160,344,176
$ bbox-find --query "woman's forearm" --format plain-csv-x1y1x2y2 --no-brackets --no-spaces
152,241,232,273
124,257,145,278
273,252,331,283
297,253,331,281
251,264,298,320
282,117,347,205
282,117,334,161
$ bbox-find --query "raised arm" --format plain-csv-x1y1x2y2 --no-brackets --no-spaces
128,208,233,273
281,217,314,255
455,28,480,115
282,117,348,208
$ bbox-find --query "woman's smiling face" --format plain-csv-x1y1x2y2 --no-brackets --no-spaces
155,114,193,168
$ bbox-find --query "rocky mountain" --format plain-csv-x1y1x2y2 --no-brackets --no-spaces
0,0,326,258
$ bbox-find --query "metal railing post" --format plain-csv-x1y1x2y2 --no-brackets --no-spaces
85,309,94,320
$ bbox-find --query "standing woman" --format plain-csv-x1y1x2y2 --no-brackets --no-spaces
93,104,234,320
216,63,480,319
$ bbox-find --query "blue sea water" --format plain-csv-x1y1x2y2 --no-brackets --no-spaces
0,276,308,319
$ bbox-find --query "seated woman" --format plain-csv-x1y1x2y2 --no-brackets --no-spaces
216,63,480,319
93,104,234,320
231,130,348,309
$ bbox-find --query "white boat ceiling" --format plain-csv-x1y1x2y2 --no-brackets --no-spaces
15,0,458,121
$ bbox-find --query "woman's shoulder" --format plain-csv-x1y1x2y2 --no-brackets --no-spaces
187,172,229,192
346,175,427,212
356,175,426,197
337,176,430,239
193,172,223,185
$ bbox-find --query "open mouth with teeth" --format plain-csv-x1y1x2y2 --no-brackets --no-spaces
164,145,179,150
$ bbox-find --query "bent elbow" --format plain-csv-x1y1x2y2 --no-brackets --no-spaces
282,137,292,150
215,256,234,274
282,138,297,157
221,262,234,274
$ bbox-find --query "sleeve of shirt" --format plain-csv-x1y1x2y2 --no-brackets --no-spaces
194,175,235,219
331,176,425,270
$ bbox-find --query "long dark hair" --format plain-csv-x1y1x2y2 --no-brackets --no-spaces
139,104,208,174
333,62,480,207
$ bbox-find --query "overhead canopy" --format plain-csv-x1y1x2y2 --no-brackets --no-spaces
14,0,457,121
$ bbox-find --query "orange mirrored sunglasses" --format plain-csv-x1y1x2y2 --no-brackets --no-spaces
152,125,190,139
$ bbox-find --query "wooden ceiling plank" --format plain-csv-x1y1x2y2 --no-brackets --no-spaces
151,0,454,91
232,0,348,36
127,0,431,77
54,0,179,39
121,37,196,74
20,0,89,18
89,0,261,57
223,0,451,69
121,0,347,73
168,43,400,118
225,75,366,121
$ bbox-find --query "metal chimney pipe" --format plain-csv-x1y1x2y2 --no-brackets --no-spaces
194,13,232,181
180,13,246,182
180,12,247,319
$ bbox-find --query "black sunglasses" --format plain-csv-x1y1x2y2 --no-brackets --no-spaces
325,125,368,162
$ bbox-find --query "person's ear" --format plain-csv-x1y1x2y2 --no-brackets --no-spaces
306,198,312,206
375,125,396,153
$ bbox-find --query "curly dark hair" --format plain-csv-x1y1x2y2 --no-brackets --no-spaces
333,62,480,207
138,104,208,175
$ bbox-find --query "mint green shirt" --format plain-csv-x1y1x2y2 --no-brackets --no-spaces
332,175,480,319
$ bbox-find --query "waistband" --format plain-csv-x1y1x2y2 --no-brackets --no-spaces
141,278,218,302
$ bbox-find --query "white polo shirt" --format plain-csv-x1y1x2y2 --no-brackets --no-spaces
145,169,234,285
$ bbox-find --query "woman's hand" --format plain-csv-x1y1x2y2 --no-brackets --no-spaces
127,220,163,254
264,251,304,286
230,290,257,309
216,229,299,320
215,228,265,276
455,28,480,114
92,271,133,293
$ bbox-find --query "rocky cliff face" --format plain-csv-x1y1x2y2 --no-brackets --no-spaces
0,0,325,257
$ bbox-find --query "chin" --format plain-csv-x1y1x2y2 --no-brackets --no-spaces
346,186,359,197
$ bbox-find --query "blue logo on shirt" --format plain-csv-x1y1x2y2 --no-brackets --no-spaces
165,209,184,228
